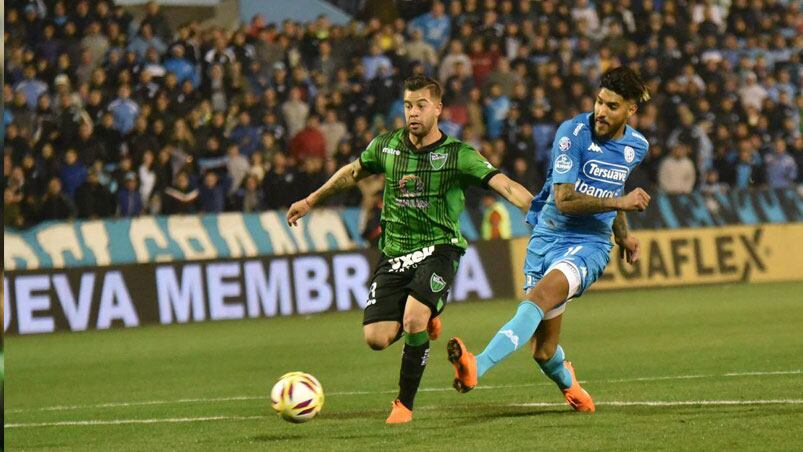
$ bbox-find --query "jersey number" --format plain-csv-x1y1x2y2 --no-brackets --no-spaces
366,282,378,306
564,246,583,256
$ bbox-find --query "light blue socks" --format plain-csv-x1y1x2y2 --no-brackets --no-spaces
537,345,572,390
476,301,544,378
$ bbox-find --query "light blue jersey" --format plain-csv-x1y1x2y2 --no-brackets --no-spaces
523,112,649,299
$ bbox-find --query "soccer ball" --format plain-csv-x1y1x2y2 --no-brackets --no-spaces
270,372,324,423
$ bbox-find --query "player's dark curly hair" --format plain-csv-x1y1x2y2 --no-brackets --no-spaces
600,67,651,104
403,75,442,100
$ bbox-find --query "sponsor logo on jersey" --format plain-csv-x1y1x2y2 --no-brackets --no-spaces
430,273,446,292
389,246,435,272
573,123,584,136
558,136,572,152
582,159,629,185
430,152,447,170
554,154,573,174
624,146,635,163
396,174,429,208
382,147,401,155
575,180,617,198
587,142,603,153
398,174,424,197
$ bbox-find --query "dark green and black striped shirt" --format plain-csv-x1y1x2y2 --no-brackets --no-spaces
359,128,500,257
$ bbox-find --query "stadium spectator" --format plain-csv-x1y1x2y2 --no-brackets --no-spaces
438,40,471,84
141,1,173,43
162,172,198,214
658,143,696,194
484,83,510,140
40,177,76,221
281,86,310,138
4,187,25,228
403,29,438,73
734,140,763,189
164,45,199,87
14,65,48,110
139,150,158,210
75,168,116,219
480,193,511,240
263,152,297,209
199,171,226,213
764,138,798,189
107,85,139,134
127,23,167,58
226,144,250,195
290,116,327,160
408,1,451,52
236,174,265,212
74,122,106,167
320,109,348,156
60,149,88,198
117,172,144,217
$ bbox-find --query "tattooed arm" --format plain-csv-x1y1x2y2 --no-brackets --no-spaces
553,183,651,215
287,160,371,225
613,210,641,264
612,210,630,241
487,173,534,212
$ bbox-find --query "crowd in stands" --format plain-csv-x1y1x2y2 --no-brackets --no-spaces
4,0,802,229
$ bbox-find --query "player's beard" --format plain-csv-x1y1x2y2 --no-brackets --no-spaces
594,117,623,139
407,118,433,138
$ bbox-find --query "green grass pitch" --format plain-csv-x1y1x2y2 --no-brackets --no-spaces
5,282,803,450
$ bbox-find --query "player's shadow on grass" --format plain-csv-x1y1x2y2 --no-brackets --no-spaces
251,433,305,442
445,406,568,424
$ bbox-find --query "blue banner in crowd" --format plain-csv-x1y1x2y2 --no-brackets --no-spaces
5,209,521,271
627,187,803,230
5,188,801,271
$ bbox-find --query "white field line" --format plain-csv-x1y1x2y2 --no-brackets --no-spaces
6,400,803,429
512,399,803,408
7,369,801,414
5,415,263,429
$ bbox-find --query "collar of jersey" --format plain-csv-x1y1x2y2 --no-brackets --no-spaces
403,128,448,153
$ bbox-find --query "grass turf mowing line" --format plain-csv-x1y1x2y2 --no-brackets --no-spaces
7,399,803,429
5,282,803,450
7,368,801,414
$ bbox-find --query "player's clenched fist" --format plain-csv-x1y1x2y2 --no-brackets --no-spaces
618,188,651,211
286,198,312,226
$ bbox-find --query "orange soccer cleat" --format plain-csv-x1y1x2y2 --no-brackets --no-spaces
561,361,596,413
385,399,413,424
427,316,442,340
446,337,478,393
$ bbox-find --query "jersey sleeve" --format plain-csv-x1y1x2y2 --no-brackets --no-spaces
458,145,501,188
549,121,586,185
358,137,384,174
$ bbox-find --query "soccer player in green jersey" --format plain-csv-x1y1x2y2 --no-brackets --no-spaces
287,75,534,423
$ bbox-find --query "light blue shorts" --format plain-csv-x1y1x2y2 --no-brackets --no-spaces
522,233,611,318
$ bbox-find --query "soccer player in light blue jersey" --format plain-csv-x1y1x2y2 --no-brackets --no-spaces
447,67,653,412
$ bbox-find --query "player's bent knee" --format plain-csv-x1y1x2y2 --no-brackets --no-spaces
528,283,565,312
364,334,391,351
402,313,428,335
363,325,397,351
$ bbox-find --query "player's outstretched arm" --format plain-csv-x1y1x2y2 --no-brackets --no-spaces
553,183,650,215
613,211,640,264
286,160,370,226
487,173,534,212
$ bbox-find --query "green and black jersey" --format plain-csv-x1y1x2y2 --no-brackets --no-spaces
359,128,500,257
